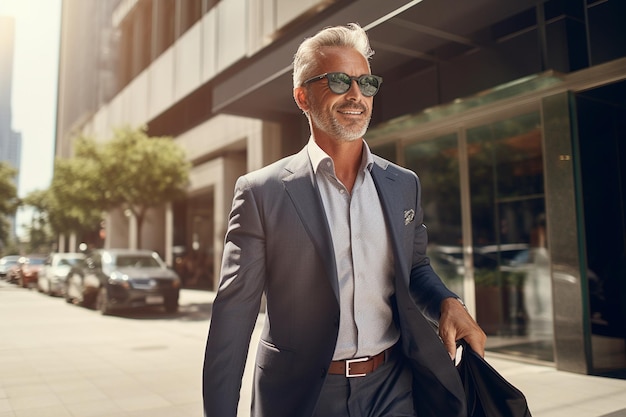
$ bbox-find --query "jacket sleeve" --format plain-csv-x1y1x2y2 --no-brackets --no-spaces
409,261,457,323
202,176,266,417
408,175,457,322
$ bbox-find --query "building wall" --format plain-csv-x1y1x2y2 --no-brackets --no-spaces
56,1,118,157
182,113,280,286
56,0,626,282
55,0,626,369
0,16,15,137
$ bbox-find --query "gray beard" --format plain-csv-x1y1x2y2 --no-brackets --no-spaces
309,110,370,142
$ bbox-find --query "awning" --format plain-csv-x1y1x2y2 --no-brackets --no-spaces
212,0,542,120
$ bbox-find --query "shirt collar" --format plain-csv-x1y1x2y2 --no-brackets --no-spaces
306,137,374,175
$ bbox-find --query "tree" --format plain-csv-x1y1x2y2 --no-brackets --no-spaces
21,189,55,254
100,126,190,247
49,147,106,241
51,126,190,248
0,162,19,247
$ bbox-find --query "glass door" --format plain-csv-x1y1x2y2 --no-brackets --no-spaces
575,83,626,376
467,112,554,361
404,134,464,297
380,109,553,362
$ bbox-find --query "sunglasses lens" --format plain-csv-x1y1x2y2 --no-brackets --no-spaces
358,75,380,97
325,73,381,96
327,73,352,94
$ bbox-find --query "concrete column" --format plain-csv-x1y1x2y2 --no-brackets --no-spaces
246,121,281,171
69,233,77,252
104,213,111,249
58,234,66,253
127,210,138,250
542,92,590,374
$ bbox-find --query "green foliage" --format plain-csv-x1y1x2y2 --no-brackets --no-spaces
49,151,106,235
22,189,48,211
0,238,20,257
100,126,190,213
48,126,190,243
21,189,58,254
0,162,19,245
474,269,526,288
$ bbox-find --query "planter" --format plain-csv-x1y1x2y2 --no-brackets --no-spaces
475,270,528,336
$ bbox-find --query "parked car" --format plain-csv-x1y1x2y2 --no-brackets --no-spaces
5,261,22,284
0,255,21,280
428,243,530,277
65,249,181,315
38,252,85,296
16,256,47,288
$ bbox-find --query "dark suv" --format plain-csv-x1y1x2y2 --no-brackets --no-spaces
65,249,181,314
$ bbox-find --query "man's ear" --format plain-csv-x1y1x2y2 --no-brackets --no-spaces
293,87,310,112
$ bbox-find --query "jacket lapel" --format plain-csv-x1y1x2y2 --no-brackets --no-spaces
370,160,411,288
372,161,467,415
282,149,339,300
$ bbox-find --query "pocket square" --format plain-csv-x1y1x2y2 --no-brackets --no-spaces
404,209,415,225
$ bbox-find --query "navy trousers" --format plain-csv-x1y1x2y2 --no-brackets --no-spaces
312,352,417,417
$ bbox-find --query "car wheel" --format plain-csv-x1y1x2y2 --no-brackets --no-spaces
96,287,111,315
164,297,178,314
64,287,73,303
65,275,75,303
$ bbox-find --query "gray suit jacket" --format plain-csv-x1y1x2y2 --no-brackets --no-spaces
202,147,467,417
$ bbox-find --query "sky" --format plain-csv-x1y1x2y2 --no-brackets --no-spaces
0,0,62,233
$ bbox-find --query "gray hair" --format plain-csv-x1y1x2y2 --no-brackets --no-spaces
292,23,374,88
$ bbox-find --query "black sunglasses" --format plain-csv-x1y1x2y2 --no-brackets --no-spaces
302,72,383,97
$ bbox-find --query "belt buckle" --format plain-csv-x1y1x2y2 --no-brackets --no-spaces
345,356,369,378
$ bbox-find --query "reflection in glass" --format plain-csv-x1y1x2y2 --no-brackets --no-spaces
376,111,553,362
468,112,554,361
404,134,463,297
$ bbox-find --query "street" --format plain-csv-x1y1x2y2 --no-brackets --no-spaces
0,281,261,417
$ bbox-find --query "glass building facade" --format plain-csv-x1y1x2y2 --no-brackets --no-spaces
56,0,626,375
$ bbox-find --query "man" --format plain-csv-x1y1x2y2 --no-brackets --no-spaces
203,23,486,417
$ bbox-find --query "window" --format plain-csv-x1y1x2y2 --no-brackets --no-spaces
179,0,203,35
155,0,176,56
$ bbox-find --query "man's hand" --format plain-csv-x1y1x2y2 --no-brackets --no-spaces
439,297,486,360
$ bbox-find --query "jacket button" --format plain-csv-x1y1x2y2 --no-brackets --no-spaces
321,368,327,378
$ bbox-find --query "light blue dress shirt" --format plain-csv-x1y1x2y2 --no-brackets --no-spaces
307,138,400,360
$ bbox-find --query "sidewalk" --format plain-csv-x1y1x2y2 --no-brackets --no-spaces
185,289,626,417
1,283,625,417
486,354,626,417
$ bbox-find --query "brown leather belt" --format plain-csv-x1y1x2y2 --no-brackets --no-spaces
328,346,394,377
